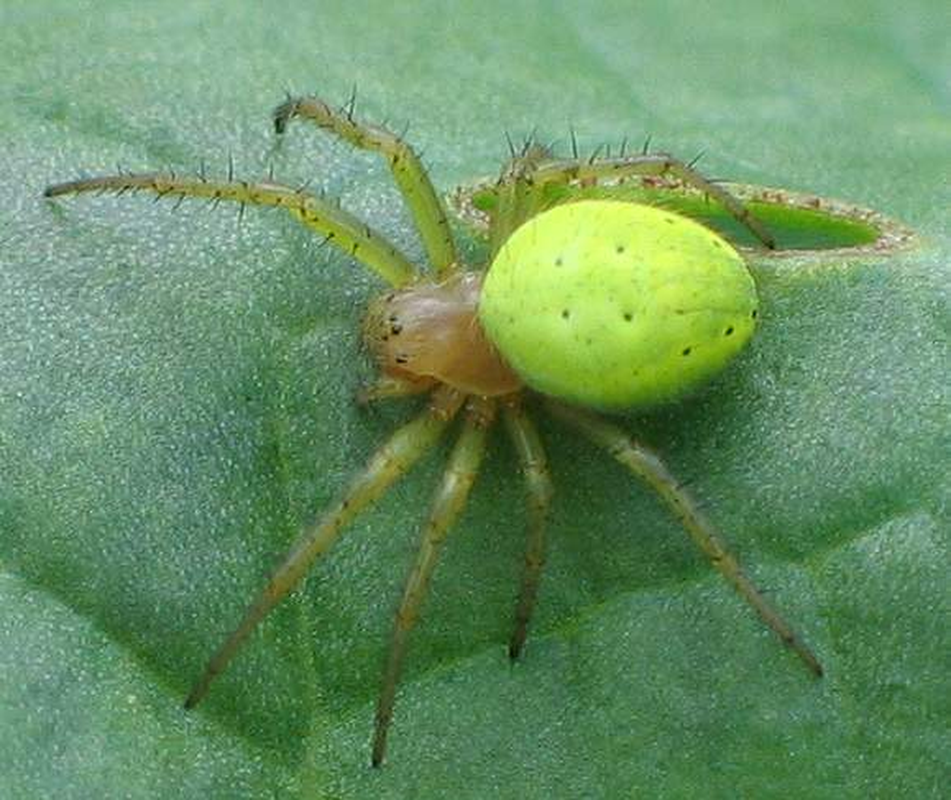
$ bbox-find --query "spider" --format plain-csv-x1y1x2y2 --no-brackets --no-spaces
45,94,823,767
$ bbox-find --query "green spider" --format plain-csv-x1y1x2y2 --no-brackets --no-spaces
45,95,823,767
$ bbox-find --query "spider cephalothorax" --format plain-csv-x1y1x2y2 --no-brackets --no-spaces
45,94,822,768
362,271,522,397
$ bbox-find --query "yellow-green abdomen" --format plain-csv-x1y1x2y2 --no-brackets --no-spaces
478,200,758,410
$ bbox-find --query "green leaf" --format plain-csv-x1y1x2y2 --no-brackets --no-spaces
2,2,948,798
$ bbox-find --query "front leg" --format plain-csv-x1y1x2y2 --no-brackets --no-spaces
275,95,458,275
45,172,418,287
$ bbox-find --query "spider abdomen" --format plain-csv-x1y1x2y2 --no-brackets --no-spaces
478,200,759,410
363,271,523,396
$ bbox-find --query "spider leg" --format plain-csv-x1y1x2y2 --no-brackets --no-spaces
531,154,776,249
546,400,823,678
44,172,417,287
489,139,552,256
502,398,553,660
356,374,436,405
183,385,465,710
274,96,458,275
372,396,496,767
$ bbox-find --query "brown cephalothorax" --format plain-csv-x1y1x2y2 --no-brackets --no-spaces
363,271,522,396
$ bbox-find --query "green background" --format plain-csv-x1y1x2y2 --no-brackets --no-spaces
1,1,948,798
